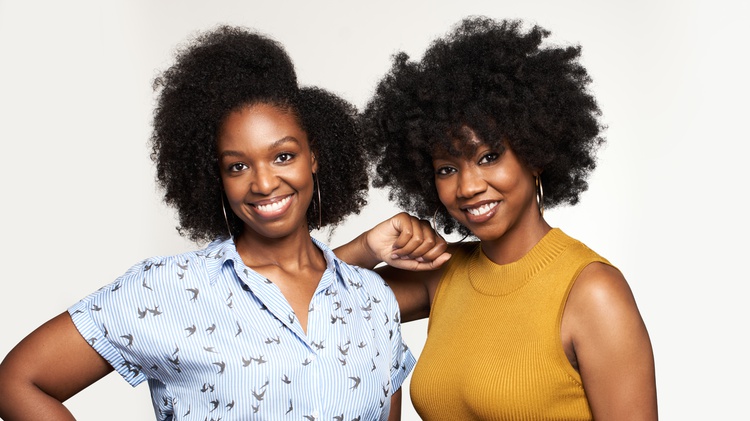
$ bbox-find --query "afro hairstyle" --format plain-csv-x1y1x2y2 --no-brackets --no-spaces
150,25,368,243
363,17,605,236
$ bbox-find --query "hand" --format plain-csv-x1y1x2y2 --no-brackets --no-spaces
364,212,451,271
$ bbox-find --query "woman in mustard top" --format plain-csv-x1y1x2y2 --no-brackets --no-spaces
342,16,657,421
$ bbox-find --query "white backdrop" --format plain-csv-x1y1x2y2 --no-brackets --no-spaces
1,0,748,419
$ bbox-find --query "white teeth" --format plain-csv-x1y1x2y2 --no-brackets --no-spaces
467,202,498,216
256,196,291,213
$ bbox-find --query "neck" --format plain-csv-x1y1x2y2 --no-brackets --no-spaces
480,211,551,265
234,226,323,271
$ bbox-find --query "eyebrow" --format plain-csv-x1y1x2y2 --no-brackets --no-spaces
218,136,302,159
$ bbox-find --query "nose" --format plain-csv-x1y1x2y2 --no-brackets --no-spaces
250,164,279,195
456,166,486,199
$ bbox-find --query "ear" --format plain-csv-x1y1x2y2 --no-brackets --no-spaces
311,153,318,174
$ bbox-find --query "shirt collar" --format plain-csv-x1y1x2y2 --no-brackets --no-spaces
203,236,349,291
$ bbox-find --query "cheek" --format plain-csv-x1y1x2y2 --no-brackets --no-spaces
434,179,457,208
221,177,245,203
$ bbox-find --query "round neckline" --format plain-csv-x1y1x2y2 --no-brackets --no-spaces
468,228,570,296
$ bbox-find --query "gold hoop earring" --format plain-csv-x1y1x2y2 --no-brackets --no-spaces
535,175,545,217
313,172,322,230
221,195,233,239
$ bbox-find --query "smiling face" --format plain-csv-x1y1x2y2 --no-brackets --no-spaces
432,130,541,246
217,103,317,241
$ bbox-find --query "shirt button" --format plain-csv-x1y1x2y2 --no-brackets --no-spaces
312,410,319,418
309,354,316,361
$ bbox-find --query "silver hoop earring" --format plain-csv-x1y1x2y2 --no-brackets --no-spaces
221,196,233,238
313,172,322,230
432,207,468,243
431,207,442,236
535,175,545,217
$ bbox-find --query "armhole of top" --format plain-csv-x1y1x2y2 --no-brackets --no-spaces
556,255,615,384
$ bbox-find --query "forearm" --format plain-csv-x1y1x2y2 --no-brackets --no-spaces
333,231,383,269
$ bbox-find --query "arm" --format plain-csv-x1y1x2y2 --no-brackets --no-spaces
0,312,114,421
334,212,451,321
387,388,402,421
334,212,451,271
562,263,658,421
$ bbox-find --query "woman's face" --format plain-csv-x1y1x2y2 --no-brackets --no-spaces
217,103,317,241
432,131,539,243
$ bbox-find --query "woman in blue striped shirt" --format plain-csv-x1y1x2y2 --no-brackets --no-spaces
0,25,443,421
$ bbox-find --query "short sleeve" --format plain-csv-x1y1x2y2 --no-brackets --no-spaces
385,284,416,393
68,263,149,387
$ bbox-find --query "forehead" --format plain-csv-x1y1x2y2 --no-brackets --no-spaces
218,103,309,150
432,126,490,158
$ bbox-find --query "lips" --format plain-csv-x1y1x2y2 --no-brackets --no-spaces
251,194,293,218
465,201,498,216
461,200,499,223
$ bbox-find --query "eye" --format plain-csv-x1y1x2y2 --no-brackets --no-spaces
434,165,457,176
478,152,499,165
274,152,296,164
227,162,248,173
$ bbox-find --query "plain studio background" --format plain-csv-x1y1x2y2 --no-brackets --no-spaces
0,1,747,419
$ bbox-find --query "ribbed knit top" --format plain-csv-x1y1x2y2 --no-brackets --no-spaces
410,228,611,420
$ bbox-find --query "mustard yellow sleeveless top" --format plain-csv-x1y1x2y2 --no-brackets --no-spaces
410,228,611,420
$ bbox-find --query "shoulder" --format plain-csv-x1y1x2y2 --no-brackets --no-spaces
566,262,642,338
79,243,223,303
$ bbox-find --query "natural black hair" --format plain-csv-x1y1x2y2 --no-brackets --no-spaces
363,17,604,235
151,25,367,243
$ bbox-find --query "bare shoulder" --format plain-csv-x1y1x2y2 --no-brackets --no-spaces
567,262,638,320
564,262,657,420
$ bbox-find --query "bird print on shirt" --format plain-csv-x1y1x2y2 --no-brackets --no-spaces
147,305,162,316
70,239,412,420
285,399,293,414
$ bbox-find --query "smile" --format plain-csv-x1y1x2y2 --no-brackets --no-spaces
251,194,293,216
465,201,498,216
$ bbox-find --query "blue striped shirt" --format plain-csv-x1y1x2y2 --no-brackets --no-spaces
69,237,415,421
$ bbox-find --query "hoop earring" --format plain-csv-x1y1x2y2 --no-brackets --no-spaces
221,195,233,239
535,175,545,217
431,207,442,236
432,207,469,243
313,172,322,230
